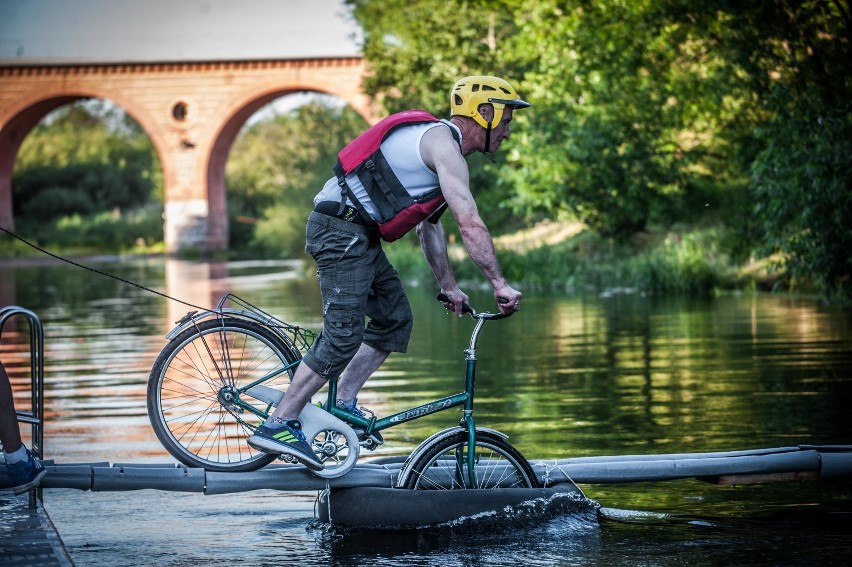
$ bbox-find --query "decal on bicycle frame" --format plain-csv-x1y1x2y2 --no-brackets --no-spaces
388,399,455,423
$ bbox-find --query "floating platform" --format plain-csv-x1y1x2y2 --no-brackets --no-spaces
3,445,850,529
314,486,591,528
0,493,74,567
4,445,846,495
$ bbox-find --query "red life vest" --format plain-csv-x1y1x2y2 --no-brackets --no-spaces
333,110,460,242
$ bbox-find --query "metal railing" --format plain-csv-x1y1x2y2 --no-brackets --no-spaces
0,306,45,507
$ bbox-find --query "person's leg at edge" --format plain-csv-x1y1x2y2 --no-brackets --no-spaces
0,362,24,454
1,361,46,493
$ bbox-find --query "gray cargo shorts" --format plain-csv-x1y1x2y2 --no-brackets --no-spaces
300,211,413,380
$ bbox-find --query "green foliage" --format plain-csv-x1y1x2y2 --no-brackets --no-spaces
15,163,153,220
505,0,758,238
13,100,163,221
16,205,164,252
7,99,164,253
349,0,753,239
386,226,732,295
347,0,851,300
225,98,368,254
725,0,852,299
751,92,852,298
349,0,520,114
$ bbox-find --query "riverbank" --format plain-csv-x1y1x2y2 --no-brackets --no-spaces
0,221,810,300
386,221,796,298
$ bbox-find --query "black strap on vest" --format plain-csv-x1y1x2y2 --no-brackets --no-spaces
335,119,462,223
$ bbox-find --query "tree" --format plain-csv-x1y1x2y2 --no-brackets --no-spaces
348,0,851,298
13,100,162,221
225,97,368,255
349,0,754,238
733,0,852,297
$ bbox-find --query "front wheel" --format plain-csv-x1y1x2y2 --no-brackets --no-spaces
397,430,538,490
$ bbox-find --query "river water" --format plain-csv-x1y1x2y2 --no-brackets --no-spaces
1,256,851,566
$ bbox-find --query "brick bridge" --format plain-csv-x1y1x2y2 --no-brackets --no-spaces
0,57,376,252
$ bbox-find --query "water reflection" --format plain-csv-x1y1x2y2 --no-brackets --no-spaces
1,257,850,565
164,258,229,324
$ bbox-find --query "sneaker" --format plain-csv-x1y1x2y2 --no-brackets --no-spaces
247,418,324,471
327,399,384,447
6,450,47,495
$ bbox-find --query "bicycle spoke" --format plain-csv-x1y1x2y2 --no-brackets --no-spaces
149,319,298,471
400,432,537,490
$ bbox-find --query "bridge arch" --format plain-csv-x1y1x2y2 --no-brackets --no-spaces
0,58,377,253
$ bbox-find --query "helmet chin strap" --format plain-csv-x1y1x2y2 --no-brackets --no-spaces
480,122,495,163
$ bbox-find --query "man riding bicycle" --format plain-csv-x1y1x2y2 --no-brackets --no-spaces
248,76,531,470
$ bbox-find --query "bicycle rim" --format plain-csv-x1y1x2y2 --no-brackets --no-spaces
399,430,538,490
147,318,297,472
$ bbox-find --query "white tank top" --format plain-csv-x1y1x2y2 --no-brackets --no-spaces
314,121,461,220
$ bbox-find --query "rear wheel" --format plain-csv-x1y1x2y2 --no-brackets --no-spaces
147,318,298,472
397,430,538,490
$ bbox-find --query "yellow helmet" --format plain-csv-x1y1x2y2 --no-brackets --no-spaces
450,76,531,129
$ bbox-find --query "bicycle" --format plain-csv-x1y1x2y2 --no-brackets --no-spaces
147,293,538,490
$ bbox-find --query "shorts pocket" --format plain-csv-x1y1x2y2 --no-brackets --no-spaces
324,303,358,338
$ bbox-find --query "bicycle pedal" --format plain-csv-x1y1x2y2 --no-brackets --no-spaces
279,454,299,464
358,433,384,450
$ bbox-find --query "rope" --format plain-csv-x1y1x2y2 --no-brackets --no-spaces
1,225,211,312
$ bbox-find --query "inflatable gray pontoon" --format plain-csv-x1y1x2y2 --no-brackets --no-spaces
4,445,849,528
314,485,587,528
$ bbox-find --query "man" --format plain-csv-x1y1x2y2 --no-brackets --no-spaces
248,76,530,470
1,361,46,494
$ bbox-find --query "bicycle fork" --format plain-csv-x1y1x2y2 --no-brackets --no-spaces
458,317,485,488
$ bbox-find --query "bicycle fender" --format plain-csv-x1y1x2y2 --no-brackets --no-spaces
164,308,292,341
401,426,510,474
299,401,354,437
163,309,301,361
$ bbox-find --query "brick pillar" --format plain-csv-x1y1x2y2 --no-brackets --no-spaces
0,146,13,232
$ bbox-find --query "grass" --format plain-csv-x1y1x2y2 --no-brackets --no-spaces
386,221,782,297
2,215,792,298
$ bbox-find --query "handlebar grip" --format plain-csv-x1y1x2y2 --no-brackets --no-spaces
436,293,474,314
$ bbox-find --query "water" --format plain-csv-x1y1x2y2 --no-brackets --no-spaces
2,256,851,565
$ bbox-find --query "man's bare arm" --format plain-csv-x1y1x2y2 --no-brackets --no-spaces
417,219,469,314
420,126,521,312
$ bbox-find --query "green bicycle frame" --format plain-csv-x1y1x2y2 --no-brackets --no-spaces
230,312,494,487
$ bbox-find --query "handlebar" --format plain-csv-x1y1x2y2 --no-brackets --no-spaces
436,293,513,321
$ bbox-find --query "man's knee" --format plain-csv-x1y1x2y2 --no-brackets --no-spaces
306,302,366,379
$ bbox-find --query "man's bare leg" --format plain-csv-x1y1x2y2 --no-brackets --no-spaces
269,363,326,421
337,343,390,402
268,343,389,421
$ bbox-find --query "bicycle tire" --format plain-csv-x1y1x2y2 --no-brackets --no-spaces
147,318,298,472
397,430,539,490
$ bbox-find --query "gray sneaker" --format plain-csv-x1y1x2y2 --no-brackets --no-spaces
247,418,324,471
